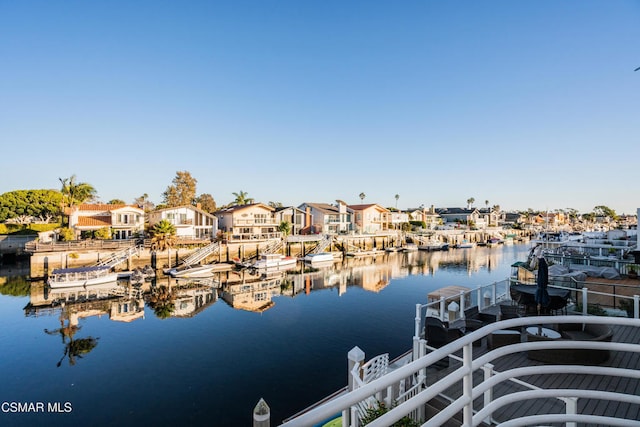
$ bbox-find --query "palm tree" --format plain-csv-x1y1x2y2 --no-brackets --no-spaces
359,192,366,202
395,194,400,209
150,220,177,267
232,190,254,206
466,197,475,209
278,221,291,238
59,175,97,226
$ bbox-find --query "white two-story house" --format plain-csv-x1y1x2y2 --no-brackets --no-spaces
70,204,145,240
148,205,218,240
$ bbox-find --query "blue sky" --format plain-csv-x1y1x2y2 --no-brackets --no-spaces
1,1,639,214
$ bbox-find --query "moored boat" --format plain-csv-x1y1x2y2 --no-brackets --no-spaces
48,266,119,288
252,253,298,270
168,264,217,278
304,253,334,264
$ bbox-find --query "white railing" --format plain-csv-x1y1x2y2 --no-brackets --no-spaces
279,316,640,427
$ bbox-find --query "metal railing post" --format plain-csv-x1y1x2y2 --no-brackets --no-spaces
482,363,495,425
492,281,497,306
462,343,473,426
562,396,578,427
582,287,588,315
413,304,421,360
439,297,445,322
634,295,640,319
459,291,466,317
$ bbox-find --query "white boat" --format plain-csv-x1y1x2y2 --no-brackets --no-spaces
252,254,298,270
418,240,450,251
48,266,119,288
304,253,334,264
168,264,216,278
403,243,418,252
385,246,402,253
457,240,476,249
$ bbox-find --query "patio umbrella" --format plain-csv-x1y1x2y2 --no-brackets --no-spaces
535,256,550,315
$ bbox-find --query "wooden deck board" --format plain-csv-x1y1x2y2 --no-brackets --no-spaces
425,322,640,424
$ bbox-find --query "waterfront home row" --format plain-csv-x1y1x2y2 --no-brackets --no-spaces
52,202,637,243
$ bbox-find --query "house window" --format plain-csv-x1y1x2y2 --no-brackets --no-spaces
255,214,267,224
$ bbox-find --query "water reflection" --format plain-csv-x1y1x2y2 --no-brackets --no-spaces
44,311,99,367
11,245,522,365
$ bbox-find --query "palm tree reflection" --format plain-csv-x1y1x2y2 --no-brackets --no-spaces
44,313,98,367
147,284,176,319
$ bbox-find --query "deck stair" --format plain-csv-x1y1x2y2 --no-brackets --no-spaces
406,233,429,246
94,245,140,269
308,235,333,255
178,241,220,267
260,239,284,255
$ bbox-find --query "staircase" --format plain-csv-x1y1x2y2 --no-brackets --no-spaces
94,245,140,269
308,234,333,254
260,239,284,255
406,233,429,246
179,241,220,267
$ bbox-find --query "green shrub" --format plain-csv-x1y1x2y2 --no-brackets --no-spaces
359,401,420,426
574,303,607,316
619,299,635,318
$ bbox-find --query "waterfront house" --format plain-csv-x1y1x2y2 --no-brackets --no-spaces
273,206,306,236
70,203,145,240
148,205,218,240
408,205,441,230
298,201,353,234
388,210,409,230
348,203,390,233
435,207,478,227
215,203,281,240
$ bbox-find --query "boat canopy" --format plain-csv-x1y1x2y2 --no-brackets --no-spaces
51,266,112,275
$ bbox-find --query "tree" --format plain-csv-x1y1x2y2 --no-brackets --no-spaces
466,197,475,209
359,192,366,202
133,193,155,212
94,227,112,240
59,227,75,241
195,193,217,213
162,171,197,207
268,201,283,208
107,199,125,205
59,175,97,225
395,194,399,209
594,205,618,220
278,221,291,237
232,190,253,206
0,189,62,223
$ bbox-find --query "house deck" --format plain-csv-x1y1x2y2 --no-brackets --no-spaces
426,316,640,424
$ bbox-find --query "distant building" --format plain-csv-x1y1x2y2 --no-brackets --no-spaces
70,204,144,239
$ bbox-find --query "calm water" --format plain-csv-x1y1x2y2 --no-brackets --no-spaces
0,244,529,426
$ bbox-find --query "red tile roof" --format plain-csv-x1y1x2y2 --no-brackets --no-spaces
77,216,112,227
